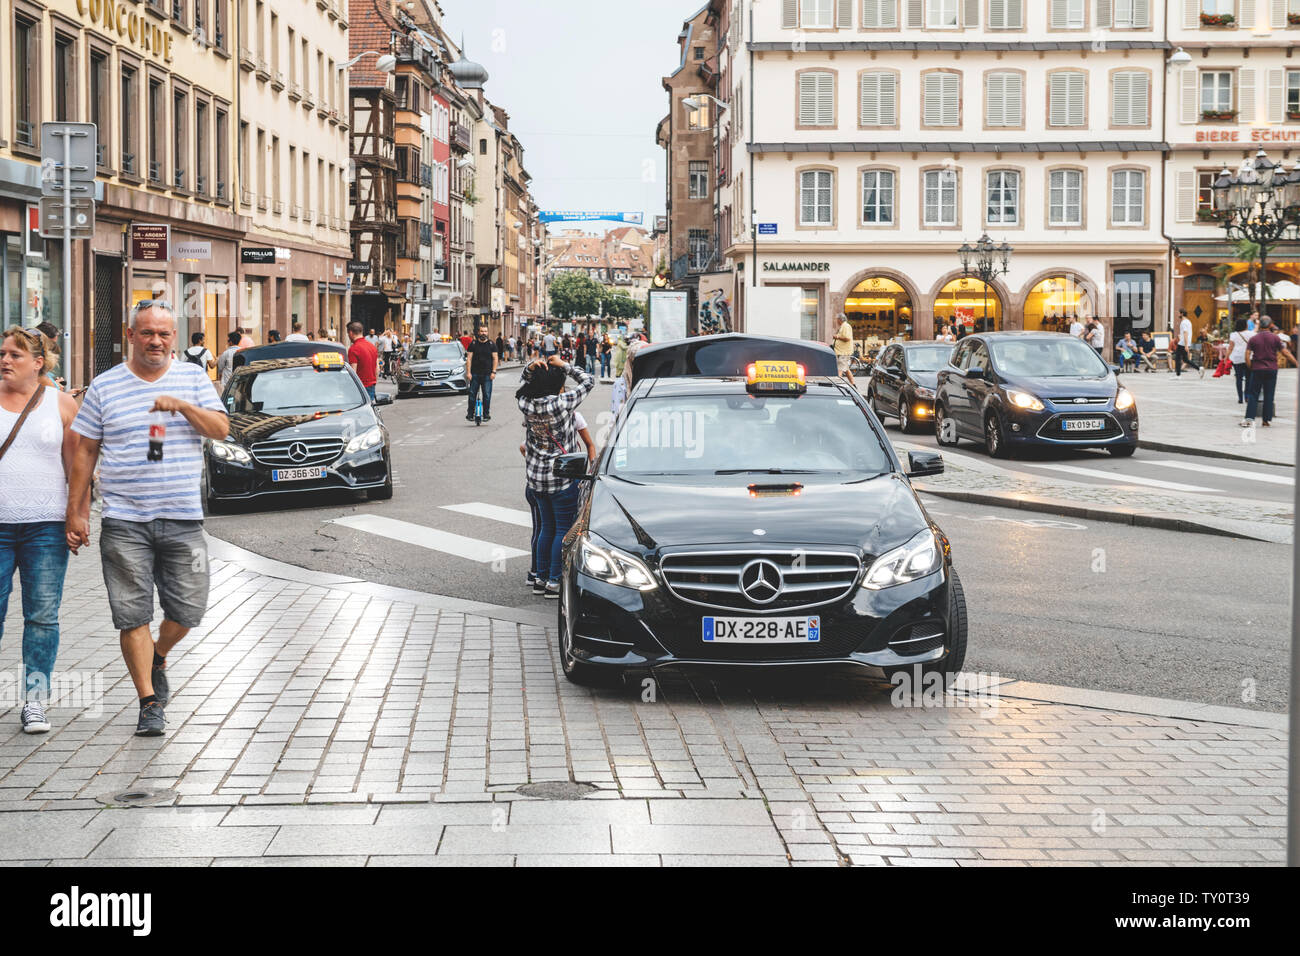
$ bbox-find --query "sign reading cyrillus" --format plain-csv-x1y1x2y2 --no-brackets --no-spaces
74,0,175,63
763,261,831,273
241,248,275,264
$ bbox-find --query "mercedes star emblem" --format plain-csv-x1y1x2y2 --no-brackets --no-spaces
739,559,783,605
288,442,310,463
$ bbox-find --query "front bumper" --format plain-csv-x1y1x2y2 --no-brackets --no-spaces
207,447,389,500
999,402,1139,448
561,564,954,676
397,374,468,395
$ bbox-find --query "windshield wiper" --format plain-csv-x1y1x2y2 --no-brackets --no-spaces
714,468,818,475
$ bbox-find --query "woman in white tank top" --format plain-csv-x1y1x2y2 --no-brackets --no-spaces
0,327,85,734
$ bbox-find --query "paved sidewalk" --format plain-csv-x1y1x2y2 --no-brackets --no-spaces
0,531,1286,866
1121,368,1296,466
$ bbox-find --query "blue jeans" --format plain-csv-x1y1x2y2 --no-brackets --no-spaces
1245,369,1278,423
468,374,493,417
0,521,69,700
600,352,611,377
365,385,377,403
525,486,542,580
533,482,581,584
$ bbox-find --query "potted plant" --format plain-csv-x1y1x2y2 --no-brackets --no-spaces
1288,110,1300,120
1289,12,1300,25
1197,207,1226,222
1200,12,1235,26
1201,109,1237,121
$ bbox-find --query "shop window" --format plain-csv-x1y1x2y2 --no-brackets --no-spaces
800,287,820,341
1114,270,1154,337
1024,275,1093,333
936,276,1001,333
845,276,911,342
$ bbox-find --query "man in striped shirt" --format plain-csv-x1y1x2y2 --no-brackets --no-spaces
66,300,229,737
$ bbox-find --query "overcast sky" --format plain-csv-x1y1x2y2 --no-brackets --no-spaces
443,0,699,230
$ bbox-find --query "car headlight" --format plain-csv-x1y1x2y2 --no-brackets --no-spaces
345,426,385,454
1004,388,1045,412
1115,388,1135,411
578,534,657,591
451,365,465,375
209,440,251,464
913,386,935,399
862,529,941,590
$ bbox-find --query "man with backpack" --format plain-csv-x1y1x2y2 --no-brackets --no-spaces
183,332,215,377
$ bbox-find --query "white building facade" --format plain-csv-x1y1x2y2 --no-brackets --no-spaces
723,0,1296,349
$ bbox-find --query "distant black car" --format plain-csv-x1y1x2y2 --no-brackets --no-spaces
554,335,965,688
204,352,395,510
395,341,469,396
867,342,955,433
934,332,1138,458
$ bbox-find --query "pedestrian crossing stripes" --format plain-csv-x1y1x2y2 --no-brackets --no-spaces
1142,459,1294,486
1028,463,1214,493
327,514,528,564
440,502,533,527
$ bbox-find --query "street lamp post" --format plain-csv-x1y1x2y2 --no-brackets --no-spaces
958,234,1013,333
1213,149,1300,867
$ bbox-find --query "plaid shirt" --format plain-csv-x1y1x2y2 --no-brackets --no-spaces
518,364,596,493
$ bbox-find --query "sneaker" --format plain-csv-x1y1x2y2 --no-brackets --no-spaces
151,662,169,706
483,414,491,422
532,581,547,595
544,581,561,600
1240,420,1253,428
135,701,166,737
465,414,474,422
1262,421,1271,427
526,573,538,589
20,701,50,734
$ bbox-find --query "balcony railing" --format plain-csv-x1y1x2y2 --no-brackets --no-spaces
149,160,164,184
96,143,108,166
451,122,471,151
173,169,186,190
122,152,137,176
172,0,183,22
420,223,433,246
15,119,35,147
216,180,227,200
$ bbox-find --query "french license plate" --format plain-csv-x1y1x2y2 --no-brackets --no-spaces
702,616,821,643
1062,418,1105,432
271,467,327,482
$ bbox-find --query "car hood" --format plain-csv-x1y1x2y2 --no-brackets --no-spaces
1007,375,1116,400
587,473,928,557
406,358,463,370
226,407,377,445
908,371,939,390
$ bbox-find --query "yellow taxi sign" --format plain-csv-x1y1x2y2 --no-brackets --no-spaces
745,360,807,393
312,351,345,370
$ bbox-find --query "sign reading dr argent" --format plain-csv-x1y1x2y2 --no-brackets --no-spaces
74,0,176,63
763,261,831,273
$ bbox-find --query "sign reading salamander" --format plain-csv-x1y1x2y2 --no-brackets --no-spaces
763,261,831,273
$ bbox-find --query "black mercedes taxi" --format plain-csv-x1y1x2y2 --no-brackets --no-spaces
554,334,966,686
204,350,394,510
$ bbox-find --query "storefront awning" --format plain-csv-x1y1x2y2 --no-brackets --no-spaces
1176,241,1300,262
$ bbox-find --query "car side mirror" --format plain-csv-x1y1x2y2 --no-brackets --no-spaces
906,450,944,479
374,393,394,407
554,453,593,480
1109,364,1122,374
965,365,986,380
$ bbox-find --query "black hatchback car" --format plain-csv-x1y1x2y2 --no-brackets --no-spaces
554,336,966,687
934,331,1138,458
867,341,955,433
204,351,394,510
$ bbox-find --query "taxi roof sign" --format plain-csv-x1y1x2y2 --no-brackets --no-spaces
312,351,345,370
746,360,806,394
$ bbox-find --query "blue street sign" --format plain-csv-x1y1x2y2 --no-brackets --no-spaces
758,223,778,235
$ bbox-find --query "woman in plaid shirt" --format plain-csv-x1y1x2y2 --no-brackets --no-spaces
517,356,596,598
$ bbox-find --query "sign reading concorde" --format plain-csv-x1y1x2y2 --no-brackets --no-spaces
538,210,644,225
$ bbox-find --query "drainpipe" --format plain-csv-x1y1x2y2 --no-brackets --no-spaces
749,0,756,292
1159,4,1177,337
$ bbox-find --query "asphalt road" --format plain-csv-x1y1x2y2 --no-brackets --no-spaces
206,366,1292,712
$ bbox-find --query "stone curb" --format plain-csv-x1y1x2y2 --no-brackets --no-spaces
912,484,1291,544
1136,438,1294,469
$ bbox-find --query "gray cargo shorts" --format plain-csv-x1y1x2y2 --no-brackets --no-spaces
99,518,210,630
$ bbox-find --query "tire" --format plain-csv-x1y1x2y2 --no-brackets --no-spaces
368,464,394,501
984,412,1010,459
898,398,913,434
1108,443,1137,458
883,569,968,687
935,403,958,447
868,388,887,423
557,584,622,687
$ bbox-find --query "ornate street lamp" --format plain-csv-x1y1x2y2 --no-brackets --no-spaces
1211,149,1300,321
959,233,1013,331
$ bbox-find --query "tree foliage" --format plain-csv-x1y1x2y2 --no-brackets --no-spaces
548,271,602,319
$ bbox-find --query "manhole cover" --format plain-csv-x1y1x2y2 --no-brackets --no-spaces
516,782,598,800
96,788,177,807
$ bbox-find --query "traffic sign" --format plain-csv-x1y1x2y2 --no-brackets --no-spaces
40,122,98,196
38,196,94,240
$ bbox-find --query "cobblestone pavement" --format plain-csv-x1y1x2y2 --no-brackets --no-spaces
1120,368,1296,466
0,538,1286,866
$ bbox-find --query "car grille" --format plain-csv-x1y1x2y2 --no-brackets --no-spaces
654,613,874,662
659,548,862,613
417,369,452,381
888,621,946,657
1036,414,1123,441
1046,397,1109,408
251,438,346,467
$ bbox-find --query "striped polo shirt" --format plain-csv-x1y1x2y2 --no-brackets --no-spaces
72,360,225,522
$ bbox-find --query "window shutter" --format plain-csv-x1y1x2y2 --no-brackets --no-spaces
880,73,897,124
987,73,1005,125
989,0,1006,28
1239,69,1256,122
1004,73,1022,125
1051,0,1066,27
1180,68,1198,124
963,0,979,26
1267,68,1285,123
1132,72,1149,125
1049,74,1066,125
1097,0,1112,27
943,73,960,125
838,0,854,27
1071,73,1085,125
924,73,941,124
861,73,879,125
1182,0,1198,30
1007,0,1024,28
1133,0,1150,27
783,0,799,28
1175,170,1195,223
799,73,817,124
1242,0,1257,28
1112,72,1131,124
819,71,835,124
907,0,924,28
1272,0,1288,29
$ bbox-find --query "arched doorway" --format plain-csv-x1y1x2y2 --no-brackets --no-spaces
843,276,913,349
934,277,1002,335
1023,275,1095,333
